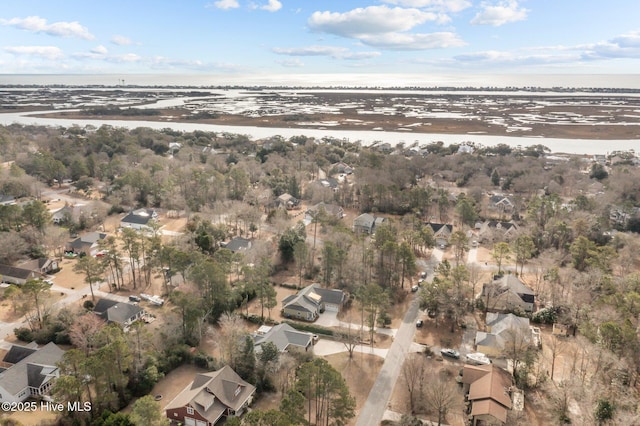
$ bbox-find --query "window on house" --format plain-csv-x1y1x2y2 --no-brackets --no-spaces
187,406,194,415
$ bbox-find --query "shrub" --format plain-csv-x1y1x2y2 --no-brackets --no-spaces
14,327,34,343
283,321,333,336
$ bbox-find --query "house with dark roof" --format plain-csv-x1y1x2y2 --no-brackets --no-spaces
353,213,387,235
65,231,106,256
0,264,42,285
51,205,74,225
165,365,256,426
426,222,453,247
489,195,515,215
222,237,252,253
481,275,535,314
475,313,531,357
282,284,346,321
0,342,64,403
93,299,144,328
120,208,158,231
462,364,514,425
252,323,313,353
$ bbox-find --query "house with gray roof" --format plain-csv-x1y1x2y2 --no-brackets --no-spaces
475,313,531,357
252,323,313,353
282,284,346,321
0,342,64,403
481,275,535,314
426,222,453,247
165,365,255,426
0,264,42,285
306,202,344,221
0,194,15,206
65,231,106,256
353,213,387,235
93,299,144,328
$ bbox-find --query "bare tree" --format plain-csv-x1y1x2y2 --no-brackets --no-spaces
69,313,106,355
402,354,426,414
217,313,246,370
548,335,566,382
422,371,460,425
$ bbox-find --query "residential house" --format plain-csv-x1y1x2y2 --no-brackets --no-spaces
0,194,15,206
120,208,158,231
478,220,519,238
222,237,252,253
93,299,145,328
165,365,256,426
481,275,535,313
315,178,339,191
332,162,354,175
17,258,59,275
0,342,64,403
306,202,344,221
426,222,453,247
475,313,531,357
352,213,387,235
65,231,106,256
0,264,42,285
461,364,514,426
252,323,313,353
489,195,515,215
51,205,73,225
282,284,346,321
275,193,300,210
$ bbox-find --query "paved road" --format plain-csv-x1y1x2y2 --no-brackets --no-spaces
355,295,420,426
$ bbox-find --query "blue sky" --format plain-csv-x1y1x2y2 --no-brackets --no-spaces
1,0,639,77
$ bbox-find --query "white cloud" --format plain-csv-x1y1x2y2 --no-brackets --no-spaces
276,58,304,68
360,32,466,50
208,0,240,10
4,45,64,59
308,6,439,38
261,0,282,12
471,1,528,26
273,45,382,60
381,0,471,13
111,35,133,46
0,16,94,40
91,45,108,55
273,46,348,56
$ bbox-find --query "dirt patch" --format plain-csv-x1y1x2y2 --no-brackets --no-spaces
414,315,463,349
4,407,58,426
325,352,384,425
149,364,209,411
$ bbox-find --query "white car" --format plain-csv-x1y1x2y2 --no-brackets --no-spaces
466,352,492,365
411,285,419,292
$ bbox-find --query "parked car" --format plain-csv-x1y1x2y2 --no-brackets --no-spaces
420,271,427,279
416,319,424,328
440,348,460,359
129,295,141,302
466,352,492,365
418,278,425,285
411,285,419,292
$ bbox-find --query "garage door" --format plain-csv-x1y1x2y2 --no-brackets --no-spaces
185,418,195,426
197,420,207,426
324,303,338,312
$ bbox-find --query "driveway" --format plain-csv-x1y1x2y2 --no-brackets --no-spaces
313,339,388,358
315,311,397,337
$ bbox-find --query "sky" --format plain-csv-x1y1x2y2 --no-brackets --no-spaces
1,0,639,78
